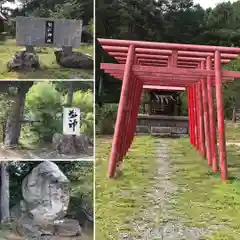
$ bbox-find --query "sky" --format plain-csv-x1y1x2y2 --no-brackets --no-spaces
2,1,21,9
193,0,238,9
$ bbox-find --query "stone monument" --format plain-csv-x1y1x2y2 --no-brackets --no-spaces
7,16,93,71
11,161,82,238
16,17,83,48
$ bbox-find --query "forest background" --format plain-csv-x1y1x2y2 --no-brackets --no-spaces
95,0,240,133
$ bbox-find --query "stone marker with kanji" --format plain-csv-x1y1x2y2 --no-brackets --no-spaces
7,16,93,72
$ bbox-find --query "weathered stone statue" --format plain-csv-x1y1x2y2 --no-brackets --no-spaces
11,161,82,238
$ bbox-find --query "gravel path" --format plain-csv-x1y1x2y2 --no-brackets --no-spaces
119,138,210,240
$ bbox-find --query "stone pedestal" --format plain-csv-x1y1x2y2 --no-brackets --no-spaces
52,133,90,155
54,219,82,237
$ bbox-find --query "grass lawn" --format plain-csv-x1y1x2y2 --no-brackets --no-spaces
168,137,240,239
96,123,240,240
225,121,240,141
95,136,158,240
0,38,93,79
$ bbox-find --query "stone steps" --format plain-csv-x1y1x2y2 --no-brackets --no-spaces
135,125,188,137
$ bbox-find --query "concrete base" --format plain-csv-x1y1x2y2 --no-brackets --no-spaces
135,114,188,137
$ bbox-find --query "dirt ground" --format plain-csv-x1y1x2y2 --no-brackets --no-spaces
3,232,92,240
0,145,93,160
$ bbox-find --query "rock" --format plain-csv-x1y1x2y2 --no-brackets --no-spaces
7,50,40,71
16,215,51,237
135,125,150,135
17,217,82,238
75,134,90,153
12,161,71,237
21,161,70,221
52,133,90,155
54,219,82,237
10,161,84,239
39,236,82,240
54,50,93,69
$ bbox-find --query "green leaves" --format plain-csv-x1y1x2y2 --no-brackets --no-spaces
13,0,93,25
23,82,93,142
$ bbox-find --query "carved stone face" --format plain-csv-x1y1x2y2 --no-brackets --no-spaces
22,161,70,206
38,161,69,184
21,161,70,223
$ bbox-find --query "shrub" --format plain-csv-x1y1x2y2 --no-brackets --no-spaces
24,82,63,142
180,92,188,116
96,104,118,134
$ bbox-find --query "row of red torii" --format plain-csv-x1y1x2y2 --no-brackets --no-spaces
98,38,240,181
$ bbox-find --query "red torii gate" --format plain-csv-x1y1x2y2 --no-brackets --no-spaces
98,38,240,181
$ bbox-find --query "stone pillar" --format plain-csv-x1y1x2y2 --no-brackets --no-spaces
62,46,73,55
25,45,35,53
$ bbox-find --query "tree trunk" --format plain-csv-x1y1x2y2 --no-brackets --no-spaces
232,107,236,122
234,96,240,122
98,76,103,98
177,96,182,116
4,83,31,148
142,102,146,114
173,102,177,116
147,92,152,115
1,161,10,223
67,81,74,106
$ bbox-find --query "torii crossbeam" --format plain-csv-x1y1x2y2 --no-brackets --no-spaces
98,38,240,181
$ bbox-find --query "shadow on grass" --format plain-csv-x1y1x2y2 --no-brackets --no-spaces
150,135,187,140
108,170,125,180
227,176,240,183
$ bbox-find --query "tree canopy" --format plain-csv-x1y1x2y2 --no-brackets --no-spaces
2,0,93,25
96,0,240,120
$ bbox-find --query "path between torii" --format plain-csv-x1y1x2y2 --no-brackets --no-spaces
120,138,221,240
